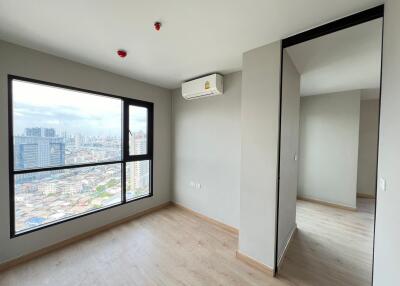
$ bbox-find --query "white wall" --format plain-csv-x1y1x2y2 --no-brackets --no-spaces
239,41,281,269
277,50,300,262
171,72,241,228
0,40,172,263
357,98,380,197
373,1,400,284
298,91,361,209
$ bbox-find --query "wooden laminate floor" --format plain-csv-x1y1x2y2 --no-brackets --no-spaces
0,205,292,286
279,198,375,286
0,200,375,286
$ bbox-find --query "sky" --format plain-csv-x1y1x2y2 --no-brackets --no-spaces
12,79,147,137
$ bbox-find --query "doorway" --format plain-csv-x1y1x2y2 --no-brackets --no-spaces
275,5,384,286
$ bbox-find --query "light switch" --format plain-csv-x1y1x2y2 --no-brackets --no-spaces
379,177,386,192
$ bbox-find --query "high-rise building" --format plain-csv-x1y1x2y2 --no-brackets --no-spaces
25,127,42,137
16,143,38,169
129,131,149,190
44,128,56,137
14,128,65,174
132,131,147,155
25,127,56,138
74,133,83,147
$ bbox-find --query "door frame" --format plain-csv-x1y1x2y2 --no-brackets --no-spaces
273,5,385,285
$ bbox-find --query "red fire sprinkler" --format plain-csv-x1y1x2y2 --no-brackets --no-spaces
154,22,162,31
117,49,127,58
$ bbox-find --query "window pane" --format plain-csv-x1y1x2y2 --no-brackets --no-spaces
129,106,147,155
126,160,150,200
12,80,122,171
14,164,122,233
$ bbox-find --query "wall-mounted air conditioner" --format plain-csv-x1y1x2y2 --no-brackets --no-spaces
182,73,223,100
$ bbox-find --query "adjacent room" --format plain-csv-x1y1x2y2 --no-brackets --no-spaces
0,1,399,286
276,18,382,286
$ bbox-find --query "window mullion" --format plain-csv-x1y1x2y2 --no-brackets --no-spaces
13,160,123,175
122,162,127,203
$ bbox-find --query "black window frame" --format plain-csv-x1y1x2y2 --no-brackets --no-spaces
8,75,154,238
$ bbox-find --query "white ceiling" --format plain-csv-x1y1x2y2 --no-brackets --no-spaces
286,18,382,96
0,0,382,89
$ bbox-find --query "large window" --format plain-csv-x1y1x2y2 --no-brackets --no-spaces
9,76,154,236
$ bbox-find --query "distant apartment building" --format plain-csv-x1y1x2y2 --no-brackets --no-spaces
129,131,149,190
74,133,83,147
14,128,65,181
25,127,56,138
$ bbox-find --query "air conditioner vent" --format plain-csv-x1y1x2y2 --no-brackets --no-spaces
182,74,223,100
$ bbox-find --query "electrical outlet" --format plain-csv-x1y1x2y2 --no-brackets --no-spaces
189,181,202,189
379,177,386,192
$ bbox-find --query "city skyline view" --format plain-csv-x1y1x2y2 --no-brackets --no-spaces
12,79,151,234
14,125,149,233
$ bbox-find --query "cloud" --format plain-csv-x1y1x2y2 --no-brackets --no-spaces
13,102,121,136
11,80,147,137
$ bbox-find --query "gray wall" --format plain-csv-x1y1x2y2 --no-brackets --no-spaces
171,72,241,228
298,91,360,209
239,41,281,268
277,50,300,262
0,40,172,263
374,1,400,284
357,98,379,197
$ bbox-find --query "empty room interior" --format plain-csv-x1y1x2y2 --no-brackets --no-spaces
1,1,400,286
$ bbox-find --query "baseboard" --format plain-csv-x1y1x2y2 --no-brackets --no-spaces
297,196,357,211
0,201,171,272
277,225,297,269
171,202,239,235
235,250,273,275
357,193,375,199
